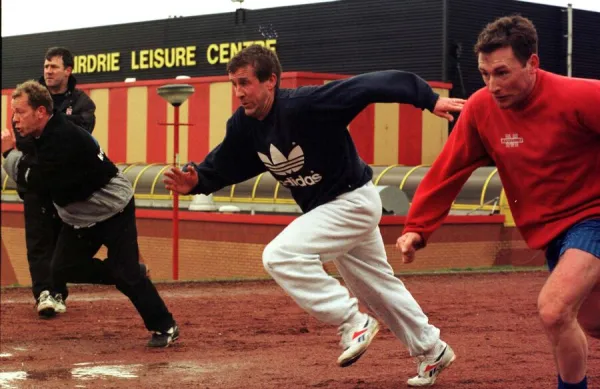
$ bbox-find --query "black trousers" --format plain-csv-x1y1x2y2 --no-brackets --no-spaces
51,198,174,332
23,191,68,300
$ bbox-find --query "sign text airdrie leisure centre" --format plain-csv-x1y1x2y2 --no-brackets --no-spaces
73,40,277,74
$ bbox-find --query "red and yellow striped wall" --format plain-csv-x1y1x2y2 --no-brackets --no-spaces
1,73,451,165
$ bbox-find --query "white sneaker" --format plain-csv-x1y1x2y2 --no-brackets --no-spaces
36,290,57,318
54,293,67,314
407,342,456,387
337,315,379,367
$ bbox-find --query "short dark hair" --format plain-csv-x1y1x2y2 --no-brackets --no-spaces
45,47,75,69
227,44,282,88
12,80,54,113
474,15,538,65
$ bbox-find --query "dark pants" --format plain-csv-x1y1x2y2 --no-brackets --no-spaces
23,191,68,301
51,198,174,332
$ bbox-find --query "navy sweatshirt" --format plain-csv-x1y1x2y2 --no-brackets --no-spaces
190,70,439,212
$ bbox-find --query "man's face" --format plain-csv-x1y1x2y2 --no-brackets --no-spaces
12,95,46,137
478,46,539,109
229,64,276,119
44,56,71,90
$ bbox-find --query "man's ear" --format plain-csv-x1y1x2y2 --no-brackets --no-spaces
37,106,48,118
267,73,278,90
527,54,540,73
65,66,73,77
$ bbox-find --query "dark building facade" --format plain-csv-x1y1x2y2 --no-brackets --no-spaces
446,0,599,97
2,0,599,97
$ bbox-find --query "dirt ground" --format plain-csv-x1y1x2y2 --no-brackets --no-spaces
1,271,599,389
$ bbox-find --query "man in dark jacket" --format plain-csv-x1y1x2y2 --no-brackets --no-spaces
2,80,178,348
15,47,96,316
165,45,463,385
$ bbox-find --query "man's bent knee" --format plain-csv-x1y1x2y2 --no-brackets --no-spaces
538,297,577,333
262,242,281,274
262,241,316,276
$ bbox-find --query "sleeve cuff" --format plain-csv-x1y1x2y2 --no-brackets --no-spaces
426,93,440,112
2,148,14,159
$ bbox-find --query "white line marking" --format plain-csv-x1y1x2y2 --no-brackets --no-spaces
71,364,143,380
0,371,27,389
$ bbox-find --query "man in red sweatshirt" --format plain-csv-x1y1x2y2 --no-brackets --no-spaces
397,15,599,389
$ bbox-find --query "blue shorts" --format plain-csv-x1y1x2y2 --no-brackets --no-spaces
545,218,600,271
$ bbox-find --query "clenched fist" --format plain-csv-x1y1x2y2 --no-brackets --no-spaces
1,128,16,155
396,232,423,264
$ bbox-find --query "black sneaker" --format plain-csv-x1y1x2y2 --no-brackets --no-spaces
147,323,179,348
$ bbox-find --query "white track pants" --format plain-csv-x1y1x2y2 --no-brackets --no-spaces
262,182,440,356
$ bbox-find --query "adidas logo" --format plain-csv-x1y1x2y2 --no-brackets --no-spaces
258,144,304,176
257,144,323,187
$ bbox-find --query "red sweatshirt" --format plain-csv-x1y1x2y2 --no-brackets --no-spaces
404,70,600,250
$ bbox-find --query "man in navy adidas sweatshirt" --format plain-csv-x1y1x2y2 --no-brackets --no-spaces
165,45,464,385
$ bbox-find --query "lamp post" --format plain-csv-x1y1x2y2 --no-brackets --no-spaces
157,84,195,281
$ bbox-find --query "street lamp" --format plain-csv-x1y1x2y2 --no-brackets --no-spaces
157,83,195,281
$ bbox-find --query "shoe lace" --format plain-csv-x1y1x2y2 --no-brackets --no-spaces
337,323,353,348
414,353,442,378
153,326,174,337
38,292,50,303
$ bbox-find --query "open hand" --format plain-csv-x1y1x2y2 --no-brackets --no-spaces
432,97,466,122
164,166,199,195
395,232,423,264
1,128,16,155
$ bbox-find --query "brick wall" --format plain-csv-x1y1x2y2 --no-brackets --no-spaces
1,208,542,287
